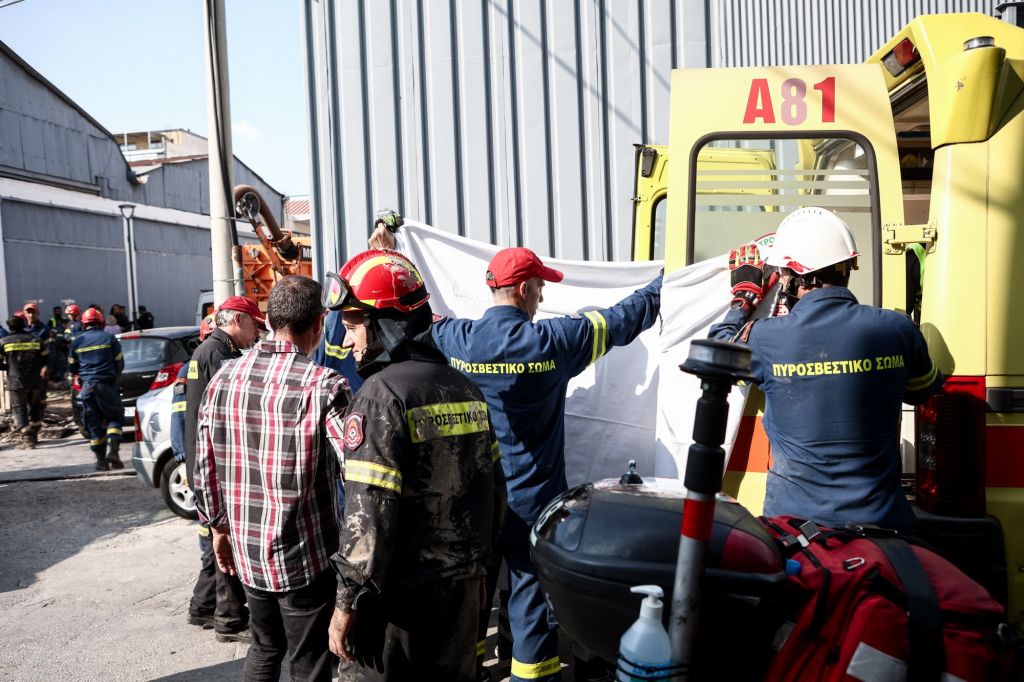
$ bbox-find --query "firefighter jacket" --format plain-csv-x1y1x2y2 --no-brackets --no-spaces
331,354,507,612
63,320,84,343
184,328,241,485
430,275,662,525
68,328,123,383
25,320,50,342
709,286,944,532
0,332,48,390
170,363,189,463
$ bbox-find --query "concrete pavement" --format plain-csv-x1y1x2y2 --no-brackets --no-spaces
0,435,548,681
0,436,250,681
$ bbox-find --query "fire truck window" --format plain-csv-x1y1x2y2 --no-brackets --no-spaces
651,196,667,261
692,137,876,304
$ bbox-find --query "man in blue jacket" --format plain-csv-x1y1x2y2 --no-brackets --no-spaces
432,247,660,681
710,207,943,533
355,225,662,679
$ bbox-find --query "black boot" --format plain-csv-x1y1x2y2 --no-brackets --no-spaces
91,443,109,471
105,440,124,469
15,427,33,450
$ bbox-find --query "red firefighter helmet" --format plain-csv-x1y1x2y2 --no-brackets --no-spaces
199,313,217,341
81,308,104,326
64,304,81,318
323,249,429,314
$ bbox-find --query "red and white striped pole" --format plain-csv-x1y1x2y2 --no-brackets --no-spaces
668,339,754,679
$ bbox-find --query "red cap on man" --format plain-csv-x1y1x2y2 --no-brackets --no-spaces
23,302,38,313
485,248,564,289
217,295,266,324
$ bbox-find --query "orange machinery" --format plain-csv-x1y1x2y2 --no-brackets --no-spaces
232,185,312,308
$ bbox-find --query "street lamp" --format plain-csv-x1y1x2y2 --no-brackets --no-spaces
118,203,138,326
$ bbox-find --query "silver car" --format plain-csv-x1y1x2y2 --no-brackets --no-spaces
131,384,197,519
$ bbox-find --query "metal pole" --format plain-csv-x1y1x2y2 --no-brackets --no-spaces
127,215,139,323
203,0,238,305
300,0,326,280
120,213,136,321
668,339,754,679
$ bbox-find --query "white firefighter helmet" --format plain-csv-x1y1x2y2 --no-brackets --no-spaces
764,207,859,275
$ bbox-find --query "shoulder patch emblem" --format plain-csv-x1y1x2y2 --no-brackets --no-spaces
344,412,365,451
187,360,199,380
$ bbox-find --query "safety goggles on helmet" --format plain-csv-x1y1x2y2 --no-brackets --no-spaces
321,272,377,312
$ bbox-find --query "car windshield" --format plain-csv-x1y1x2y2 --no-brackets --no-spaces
120,337,172,369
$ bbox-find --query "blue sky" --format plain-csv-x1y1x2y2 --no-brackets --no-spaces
0,0,309,197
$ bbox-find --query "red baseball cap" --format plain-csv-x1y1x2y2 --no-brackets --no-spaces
485,248,564,289
22,302,38,313
217,295,265,324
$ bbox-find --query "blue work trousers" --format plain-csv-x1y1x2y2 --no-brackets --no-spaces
80,380,124,445
504,517,561,682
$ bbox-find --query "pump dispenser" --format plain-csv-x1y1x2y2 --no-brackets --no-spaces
616,585,673,681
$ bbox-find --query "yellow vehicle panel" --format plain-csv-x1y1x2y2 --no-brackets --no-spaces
664,63,904,514
632,146,776,261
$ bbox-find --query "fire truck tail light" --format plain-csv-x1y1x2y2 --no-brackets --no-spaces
882,38,921,77
916,376,986,517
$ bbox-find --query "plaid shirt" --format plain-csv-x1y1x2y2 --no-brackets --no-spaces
193,340,350,592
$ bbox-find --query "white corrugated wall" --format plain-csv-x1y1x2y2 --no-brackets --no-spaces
711,0,997,66
303,0,1002,272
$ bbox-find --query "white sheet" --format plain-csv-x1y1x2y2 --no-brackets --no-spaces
395,221,748,486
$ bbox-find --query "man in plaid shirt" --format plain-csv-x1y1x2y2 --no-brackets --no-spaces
193,276,350,682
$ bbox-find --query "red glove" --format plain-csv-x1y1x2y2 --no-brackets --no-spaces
729,243,776,313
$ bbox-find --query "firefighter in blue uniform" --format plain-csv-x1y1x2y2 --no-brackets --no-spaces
63,304,84,342
430,247,660,681
710,207,944,533
69,307,125,471
0,314,49,448
314,311,364,517
170,314,222,630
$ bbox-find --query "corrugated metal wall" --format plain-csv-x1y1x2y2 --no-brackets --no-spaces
304,0,1002,269
0,202,127,314
710,0,998,66
304,0,706,269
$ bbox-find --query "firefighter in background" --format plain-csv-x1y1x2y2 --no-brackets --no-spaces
183,296,261,642
0,315,49,448
22,302,50,342
325,250,506,681
69,307,124,471
313,313,363,518
170,314,222,631
709,207,944,533
63,304,84,340
61,304,84,384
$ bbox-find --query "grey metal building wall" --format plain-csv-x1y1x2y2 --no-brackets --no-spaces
1,40,285,217
304,0,1003,269
710,0,999,66
0,40,283,326
303,0,709,269
0,202,127,314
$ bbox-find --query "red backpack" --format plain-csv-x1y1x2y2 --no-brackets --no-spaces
758,516,1019,682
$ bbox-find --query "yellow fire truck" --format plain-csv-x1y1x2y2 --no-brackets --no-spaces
631,12,1024,624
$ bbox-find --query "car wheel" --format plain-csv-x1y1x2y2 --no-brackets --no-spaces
160,461,198,520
